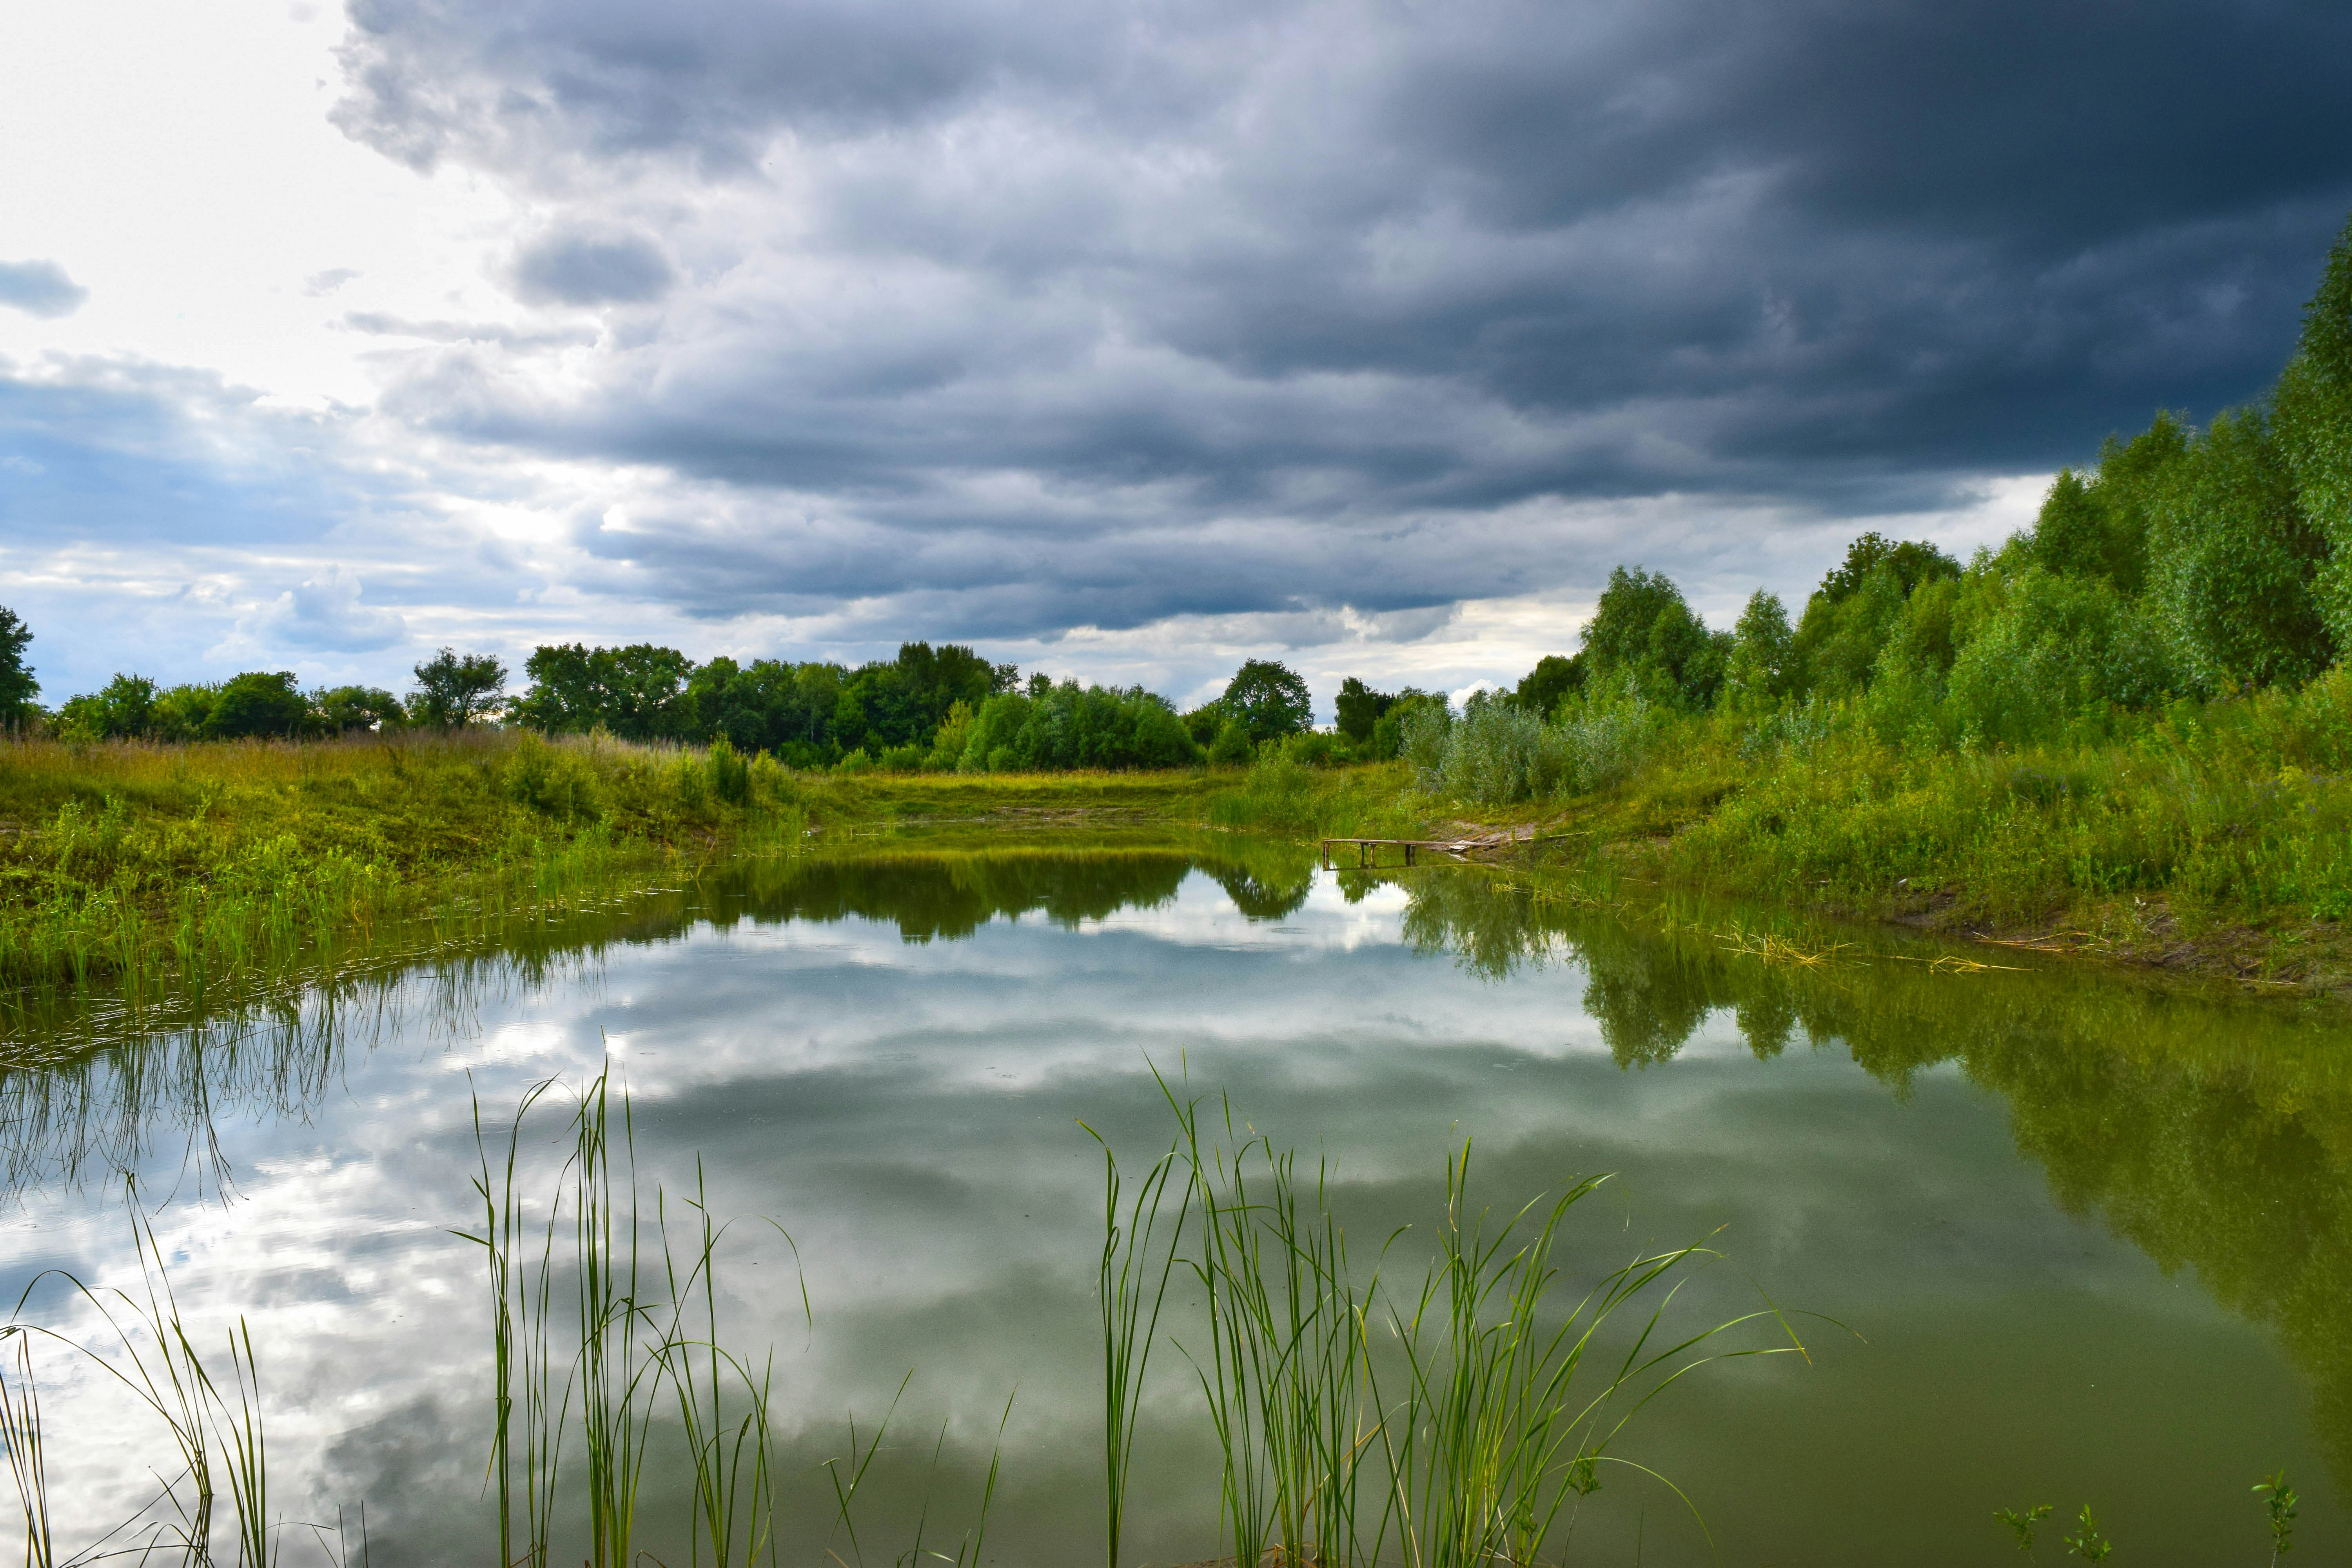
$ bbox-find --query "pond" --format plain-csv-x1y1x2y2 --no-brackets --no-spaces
1,839,2345,1565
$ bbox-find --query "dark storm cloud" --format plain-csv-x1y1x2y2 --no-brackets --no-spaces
509,227,676,305
0,259,87,318
330,0,2352,639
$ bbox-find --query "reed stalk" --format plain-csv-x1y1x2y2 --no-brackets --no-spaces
1080,1113,1190,1568
653,1159,805,1568
0,1328,54,1568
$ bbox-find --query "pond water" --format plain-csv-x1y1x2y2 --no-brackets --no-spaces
2,840,2347,1565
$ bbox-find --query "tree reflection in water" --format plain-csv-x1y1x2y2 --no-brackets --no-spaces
1391,865,2352,1490
4,848,2344,1503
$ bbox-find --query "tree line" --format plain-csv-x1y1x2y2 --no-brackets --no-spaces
1394,207,2352,802
0,617,1353,773
6,209,2345,775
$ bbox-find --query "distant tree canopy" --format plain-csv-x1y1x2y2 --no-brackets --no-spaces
208,672,311,739
1221,659,1314,743
1579,566,1730,710
1509,654,1586,718
412,648,510,730
1334,676,1394,742
0,607,37,729
508,639,1010,764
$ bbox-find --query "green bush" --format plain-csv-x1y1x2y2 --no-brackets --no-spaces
1273,731,1347,767
1946,569,2177,746
2275,212,2352,646
1556,679,1651,793
1426,694,1572,803
959,682,1203,771
206,672,309,739
501,733,606,822
1207,718,1254,768
2148,406,2332,690
706,736,751,804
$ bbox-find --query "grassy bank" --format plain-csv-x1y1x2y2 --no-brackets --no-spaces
1189,676,2352,995
12,688,2352,1036
0,730,804,1043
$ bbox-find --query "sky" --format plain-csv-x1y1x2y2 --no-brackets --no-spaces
2,0,2348,715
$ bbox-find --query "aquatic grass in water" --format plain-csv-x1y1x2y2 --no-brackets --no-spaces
467,1068,779,1568
1083,1120,1189,1568
1,1193,283,1564
0,1048,2321,1562
1093,1075,1817,1567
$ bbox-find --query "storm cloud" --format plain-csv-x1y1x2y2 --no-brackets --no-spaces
312,0,2352,643
509,227,676,305
8,0,2348,699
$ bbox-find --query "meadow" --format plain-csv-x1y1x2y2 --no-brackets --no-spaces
0,730,804,1049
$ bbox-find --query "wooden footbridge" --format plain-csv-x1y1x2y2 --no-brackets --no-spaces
1320,824,1549,868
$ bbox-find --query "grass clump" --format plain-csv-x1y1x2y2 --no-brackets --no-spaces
1094,1076,1815,1568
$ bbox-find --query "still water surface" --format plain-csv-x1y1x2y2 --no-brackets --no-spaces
2,843,2346,1564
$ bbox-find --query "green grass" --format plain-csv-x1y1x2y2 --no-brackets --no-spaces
1165,674,2352,991
1544,676,2352,987
16,673,2352,1034
0,730,806,1052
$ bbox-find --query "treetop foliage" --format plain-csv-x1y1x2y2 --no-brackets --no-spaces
1220,659,1314,743
0,606,36,728
412,648,510,730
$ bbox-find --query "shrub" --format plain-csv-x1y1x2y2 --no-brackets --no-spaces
706,736,751,803
500,733,606,822
1207,718,1254,768
1209,753,1327,834
1947,568,2178,746
1274,731,1346,768
1429,694,1572,804
1557,678,1651,793
206,671,309,739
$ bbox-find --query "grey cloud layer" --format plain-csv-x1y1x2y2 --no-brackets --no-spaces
241,2,2352,643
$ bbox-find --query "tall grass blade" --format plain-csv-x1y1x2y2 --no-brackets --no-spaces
0,1329,54,1568
1079,1108,1189,1568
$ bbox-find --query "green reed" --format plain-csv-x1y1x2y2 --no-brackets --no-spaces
1080,1117,1190,1568
2,1191,275,1564
464,1065,1012,1568
0,1328,53,1568
1165,1090,1383,1568
655,1161,803,1568
1092,1079,1820,1568
1376,1149,1812,1567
